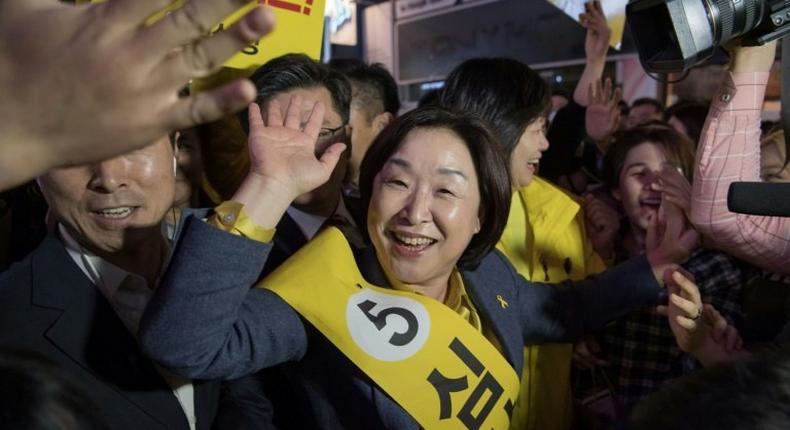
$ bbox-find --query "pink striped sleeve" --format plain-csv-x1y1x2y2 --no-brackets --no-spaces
690,71,790,274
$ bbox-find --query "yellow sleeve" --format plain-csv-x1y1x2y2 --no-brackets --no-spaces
584,237,610,274
208,201,276,243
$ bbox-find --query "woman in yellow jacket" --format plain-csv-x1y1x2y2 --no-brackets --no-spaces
440,58,617,430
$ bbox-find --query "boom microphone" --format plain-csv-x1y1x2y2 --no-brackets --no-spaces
727,182,790,217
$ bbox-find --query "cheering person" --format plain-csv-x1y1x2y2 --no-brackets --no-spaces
141,97,694,430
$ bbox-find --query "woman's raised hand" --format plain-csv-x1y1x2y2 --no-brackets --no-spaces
230,95,347,229
246,95,346,200
652,165,692,217
645,194,699,277
585,78,622,143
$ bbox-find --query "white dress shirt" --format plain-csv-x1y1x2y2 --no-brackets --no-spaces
59,225,197,430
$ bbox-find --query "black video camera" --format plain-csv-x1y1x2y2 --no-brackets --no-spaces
626,0,790,73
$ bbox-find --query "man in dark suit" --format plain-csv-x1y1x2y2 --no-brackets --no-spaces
224,54,364,428
239,54,361,277
0,136,268,430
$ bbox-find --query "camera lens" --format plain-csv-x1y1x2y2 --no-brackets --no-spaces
707,0,765,45
627,0,774,73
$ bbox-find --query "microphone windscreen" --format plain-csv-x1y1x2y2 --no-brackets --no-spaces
727,182,790,217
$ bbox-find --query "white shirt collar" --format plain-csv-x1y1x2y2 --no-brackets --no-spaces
58,224,196,429
59,224,139,298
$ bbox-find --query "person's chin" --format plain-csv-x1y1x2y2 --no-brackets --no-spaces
518,175,534,188
389,264,427,286
83,232,129,254
516,170,535,188
384,247,429,281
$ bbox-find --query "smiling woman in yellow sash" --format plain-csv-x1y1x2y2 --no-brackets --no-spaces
141,99,694,430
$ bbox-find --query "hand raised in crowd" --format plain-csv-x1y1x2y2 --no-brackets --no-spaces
580,0,611,64
657,270,749,366
583,193,620,260
585,78,622,143
645,195,699,282
652,165,692,217
574,0,611,106
0,0,275,191
232,96,347,228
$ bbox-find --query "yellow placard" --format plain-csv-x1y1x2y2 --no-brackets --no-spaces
546,0,626,50
80,0,326,70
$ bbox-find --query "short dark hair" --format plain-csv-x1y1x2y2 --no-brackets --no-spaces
665,101,709,145
630,349,790,430
330,59,400,121
551,88,570,100
359,106,511,270
632,97,665,115
417,89,441,108
438,57,551,161
239,53,352,134
602,123,696,190
0,348,108,430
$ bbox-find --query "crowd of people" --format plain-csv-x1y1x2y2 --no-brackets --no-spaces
2,0,790,429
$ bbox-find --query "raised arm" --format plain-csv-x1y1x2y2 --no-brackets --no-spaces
515,197,697,342
0,0,274,191
573,1,611,107
689,41,790,274
140,96,347,379
513,253,662,343
142,216,307,379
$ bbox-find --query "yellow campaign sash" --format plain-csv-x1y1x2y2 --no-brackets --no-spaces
261,228,520,430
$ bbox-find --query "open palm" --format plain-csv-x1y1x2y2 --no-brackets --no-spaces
246,96,346,200
580,1,611,61
585,78,621,142
646,196,699,267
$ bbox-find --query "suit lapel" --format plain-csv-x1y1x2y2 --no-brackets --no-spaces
342,193,365,229
355,246,390,287
31,235,191,430
193,379,220,430
277,212,309,254
262,212,309,276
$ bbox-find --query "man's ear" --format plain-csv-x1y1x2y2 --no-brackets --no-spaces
372,111,394,134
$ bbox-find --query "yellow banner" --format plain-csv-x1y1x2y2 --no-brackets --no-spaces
262,228,520,430
81,0,326,70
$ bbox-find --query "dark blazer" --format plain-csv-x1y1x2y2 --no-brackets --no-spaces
141,215,662,429
261,195,365,278
0,233,223,430
260,212,308,278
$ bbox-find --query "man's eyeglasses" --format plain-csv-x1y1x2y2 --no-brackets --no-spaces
318,124,347,140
